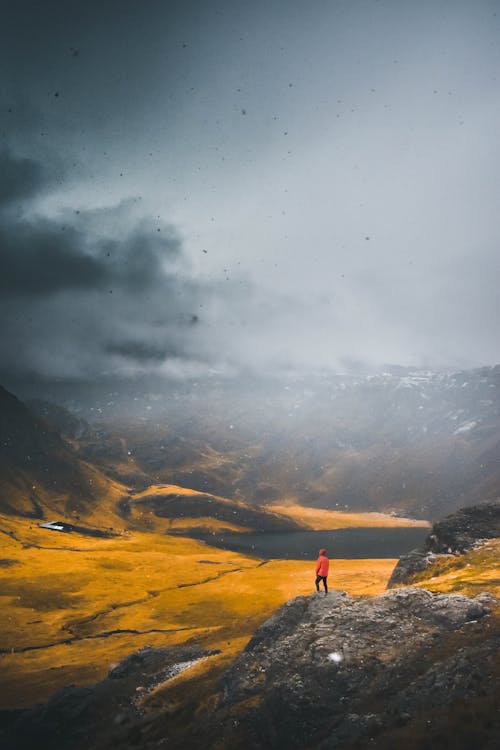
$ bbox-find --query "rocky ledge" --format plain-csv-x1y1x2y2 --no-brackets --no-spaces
388,499,500,587
183,588,498,750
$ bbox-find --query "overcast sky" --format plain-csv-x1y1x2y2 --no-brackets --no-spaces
1,0,499,384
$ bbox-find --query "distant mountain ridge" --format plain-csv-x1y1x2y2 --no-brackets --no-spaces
23,364,500,520
0,386,300,534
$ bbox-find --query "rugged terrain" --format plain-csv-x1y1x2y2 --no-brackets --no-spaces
1,379,499,749
3,588,499,750
0,384,304,536
1,502,498,750
191,589,499,750
184,503,499,750
0,385,124,521
388,499,500,588
0,384,405,735
21,364,500,519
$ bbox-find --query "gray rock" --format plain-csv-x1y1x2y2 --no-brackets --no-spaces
388,499,500,586
203,587,499,750
429,500,500,553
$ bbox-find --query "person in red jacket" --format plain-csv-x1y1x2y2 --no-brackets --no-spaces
315,548,329,595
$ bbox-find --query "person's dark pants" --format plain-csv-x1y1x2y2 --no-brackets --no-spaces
315,575,328,593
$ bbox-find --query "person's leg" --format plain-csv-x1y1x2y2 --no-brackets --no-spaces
315,575,322,592
324,577,328,594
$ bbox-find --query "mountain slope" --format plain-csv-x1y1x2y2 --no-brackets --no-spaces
39,364,500,520
0,386,304,536
119,483,301,534
0,385,124,522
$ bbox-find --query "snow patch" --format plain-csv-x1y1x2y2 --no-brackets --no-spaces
453,420,478,435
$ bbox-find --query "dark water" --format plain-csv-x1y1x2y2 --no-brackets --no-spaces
195,527,429,560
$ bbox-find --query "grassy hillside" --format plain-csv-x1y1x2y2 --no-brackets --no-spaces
396,539,500,598
121,483,301,534
0,386,307,536
0,385,126,522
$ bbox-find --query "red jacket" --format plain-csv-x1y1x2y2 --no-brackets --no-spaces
315,550,329,577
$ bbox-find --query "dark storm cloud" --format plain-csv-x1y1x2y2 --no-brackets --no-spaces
0,149,184,298
105,340,182,364
0,223,180,297
1,1,499,379
0,149,212,380
0,150,47,207
98,230,181,292
0,221,105,296
0,150,104,295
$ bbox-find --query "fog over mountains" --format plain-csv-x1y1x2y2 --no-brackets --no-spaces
15,363,500,521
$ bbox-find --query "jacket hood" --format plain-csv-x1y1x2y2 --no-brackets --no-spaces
319,549,327,556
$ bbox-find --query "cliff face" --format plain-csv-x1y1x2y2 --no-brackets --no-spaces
428,500,500,552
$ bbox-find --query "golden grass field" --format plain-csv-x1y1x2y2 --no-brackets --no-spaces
0,512,398,711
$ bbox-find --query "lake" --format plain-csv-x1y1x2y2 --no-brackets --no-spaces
194,527,429,560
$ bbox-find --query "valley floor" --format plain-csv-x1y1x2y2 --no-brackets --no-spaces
0,514,397,711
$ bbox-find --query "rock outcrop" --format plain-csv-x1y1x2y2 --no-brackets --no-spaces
428,499,500,552
388,499,500,587
184,589,498,750
0,644,216,750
